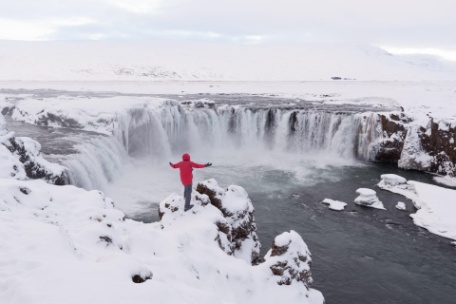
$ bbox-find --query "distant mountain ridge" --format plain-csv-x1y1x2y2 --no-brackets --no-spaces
0,41,455,81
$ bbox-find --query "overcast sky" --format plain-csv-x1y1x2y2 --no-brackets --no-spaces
1,0,455,60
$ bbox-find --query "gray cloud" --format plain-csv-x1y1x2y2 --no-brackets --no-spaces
0,0,455,50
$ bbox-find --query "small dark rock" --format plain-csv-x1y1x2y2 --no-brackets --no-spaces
19,187,31,195
99,236,113,244
132,272,153,283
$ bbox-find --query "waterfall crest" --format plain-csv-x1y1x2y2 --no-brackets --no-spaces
63,102,382,190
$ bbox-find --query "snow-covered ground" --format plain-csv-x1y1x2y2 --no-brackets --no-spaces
0,176,324,304
378,174,456,242
0,41,455,82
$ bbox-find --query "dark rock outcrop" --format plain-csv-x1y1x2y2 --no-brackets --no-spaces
4,136,66,184
374,113,407,163
418,120,456,177
373,113,456,177
196,180,261,265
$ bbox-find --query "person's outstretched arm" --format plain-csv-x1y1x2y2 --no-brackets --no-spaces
169,162,181,169
191,161,212,168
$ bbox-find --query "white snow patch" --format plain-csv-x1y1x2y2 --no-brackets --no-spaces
322,198,347,211
354,188,386,210
396,202,407,210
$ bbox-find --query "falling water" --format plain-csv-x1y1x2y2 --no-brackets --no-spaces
61,101,383,190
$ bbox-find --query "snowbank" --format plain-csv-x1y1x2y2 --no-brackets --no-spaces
354,188,385,210
0,177,324,304
378,175,456,242
322,198,347,211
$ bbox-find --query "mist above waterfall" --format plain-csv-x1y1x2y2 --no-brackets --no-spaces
87,97,388,214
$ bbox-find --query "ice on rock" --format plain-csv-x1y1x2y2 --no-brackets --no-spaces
380,174,407,186
354,188,386,210
398,125,434,171
395,202,406,210
322,198,347,211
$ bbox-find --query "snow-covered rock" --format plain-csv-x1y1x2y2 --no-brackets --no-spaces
0,113,66,184
380,174,407,186
160,178,261,265
378,174,417,201
395,202,407,210
354,188,386,210
263,230,314,287
322,198,347,211
372,113,456,178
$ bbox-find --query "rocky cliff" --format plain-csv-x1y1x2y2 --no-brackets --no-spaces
374,112,456,177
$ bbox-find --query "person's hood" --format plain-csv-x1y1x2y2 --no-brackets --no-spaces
182,153,190,161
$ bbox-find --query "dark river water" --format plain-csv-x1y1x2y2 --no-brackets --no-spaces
247,164,456,304
6,116,456,304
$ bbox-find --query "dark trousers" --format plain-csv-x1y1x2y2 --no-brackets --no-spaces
184,184,192,210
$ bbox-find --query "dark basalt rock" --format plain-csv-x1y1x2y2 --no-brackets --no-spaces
5,137,67,185
195,184,223,213
132,271,153,283
418,120,456,177
36,113,82,129
374,113,456,177
375,114,407,163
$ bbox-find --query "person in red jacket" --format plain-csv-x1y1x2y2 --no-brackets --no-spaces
169,153,212,211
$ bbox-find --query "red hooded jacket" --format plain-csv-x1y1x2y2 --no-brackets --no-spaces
170,153,206,186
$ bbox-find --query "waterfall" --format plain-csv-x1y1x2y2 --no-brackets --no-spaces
61,135,128,190
62,101,382,190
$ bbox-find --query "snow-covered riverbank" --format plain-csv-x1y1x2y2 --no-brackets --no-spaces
378,174,456,242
